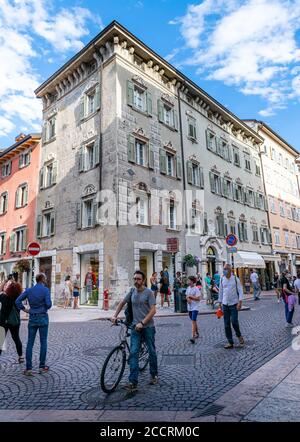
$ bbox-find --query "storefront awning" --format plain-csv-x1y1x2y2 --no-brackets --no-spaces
234,251,265,269
261,254,281,262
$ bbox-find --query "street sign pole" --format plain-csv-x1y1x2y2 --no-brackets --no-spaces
31,259,35,286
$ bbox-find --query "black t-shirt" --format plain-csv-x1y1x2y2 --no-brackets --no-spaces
280,276,291,291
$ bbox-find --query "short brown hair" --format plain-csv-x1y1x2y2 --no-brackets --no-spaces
188,276,197,284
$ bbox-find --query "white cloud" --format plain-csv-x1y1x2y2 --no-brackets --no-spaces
170,0,300,116
0,0,102,144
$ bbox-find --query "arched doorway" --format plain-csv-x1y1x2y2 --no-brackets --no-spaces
206,246,216,277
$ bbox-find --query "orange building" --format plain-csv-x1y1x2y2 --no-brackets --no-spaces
0,133,41,288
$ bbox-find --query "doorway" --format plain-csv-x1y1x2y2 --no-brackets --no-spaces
39,257,52,291
206,247,216,277
139,251,154,288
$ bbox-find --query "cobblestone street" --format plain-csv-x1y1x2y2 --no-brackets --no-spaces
1,297,299,414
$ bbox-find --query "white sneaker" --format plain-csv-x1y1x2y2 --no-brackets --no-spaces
277,299,280,303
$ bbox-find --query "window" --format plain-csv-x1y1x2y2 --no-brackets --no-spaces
255,193,265,210
203,212,208,234
79,84,100,120
216,212,225,237
39,161,58,189
209,172,222,195
247,189,254,207
191,209,201,234
206,130,216,153
127,80,152,114
279,203,285,217
15,184,28,208
79,139,100,172
43,115,56,142
128,135,155,170
159,149,181,179
252,225,259,243
168,200,177,229
36,211,56,238
0,192,8,215
76,199,98,230
255,160,261,176
187,162,204,188
233,147,240,166
10,227,27,252
158,100,178,130
269,196,276,213
19,151,31,168
244,153,251,171
223,179,233,199
291,207,298,222
291,233,297,248
238,222,248,242
286,205,292,219
1,161,12,178
284,231,289,247
187,117,197,139
229,222,236,235
271,148,276,160
278,153,283,164
285,158,289,169
0,232,6,255
136,195,149,225
233,184,243,203
274,230,280,246
260,227,270,245
223,142,231,162
297,235,300,249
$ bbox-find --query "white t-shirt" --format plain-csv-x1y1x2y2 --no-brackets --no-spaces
250,272,259,284
186,286,201,311
294,278,300,293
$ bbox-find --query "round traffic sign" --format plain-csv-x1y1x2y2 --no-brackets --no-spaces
225,234,238,247
27,242,41,256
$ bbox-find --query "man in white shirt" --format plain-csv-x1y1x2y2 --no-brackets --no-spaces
250,269,261,301
218,263,244,349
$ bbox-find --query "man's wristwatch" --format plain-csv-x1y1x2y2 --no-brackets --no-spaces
140,320,145,327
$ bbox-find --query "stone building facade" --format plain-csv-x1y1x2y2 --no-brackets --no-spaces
245,120,300,276
34,21,278,304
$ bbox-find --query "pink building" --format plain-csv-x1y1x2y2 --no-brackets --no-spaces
0,133,41,287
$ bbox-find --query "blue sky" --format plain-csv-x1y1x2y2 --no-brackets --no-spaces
0,0,300,151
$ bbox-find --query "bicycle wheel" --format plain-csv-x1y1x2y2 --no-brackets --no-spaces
100,345,127,393
138,340,149,372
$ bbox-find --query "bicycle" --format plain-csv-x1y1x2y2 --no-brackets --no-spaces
100,319,149,393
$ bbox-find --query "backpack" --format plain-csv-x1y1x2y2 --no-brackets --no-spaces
124,288,134,326
6,305,20,327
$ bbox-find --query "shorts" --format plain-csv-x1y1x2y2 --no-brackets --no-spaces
73,291,80,297
189,310,198,321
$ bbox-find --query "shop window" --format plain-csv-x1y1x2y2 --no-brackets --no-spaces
80,255,99,305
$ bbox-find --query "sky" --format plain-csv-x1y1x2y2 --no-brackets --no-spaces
0,0,300,151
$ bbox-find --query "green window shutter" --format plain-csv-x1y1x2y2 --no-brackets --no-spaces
19,155,23,168
24,185,28,205
220,214,225,237
127,80,134,106
39,168,44,189
95,84,101,110
268,230,272,245
260,228,264,243
92,201,98,227
159,148,167,174
173,110,178,130
206,130,212,150
79,147,84,172
158,99,164,122
79,96,85,120
146,91,152,115
187,161,193,184
2,234,6,255
244,225,248,241
15,187,20,208
222,178,228,197
22,228,27,251
9,233,15,252
233,184,238,201
93,138,100,166
238,223,242,242
50,211,55,236
76,203,82,229
28,151,31,165
209,172,216,193
200,167,204,189
176,156,182,180
37,215,42,238
128,134,135,163
193,123,197,139
148,143,154,170
52,161,57,185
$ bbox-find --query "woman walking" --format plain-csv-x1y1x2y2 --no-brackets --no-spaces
186,276,201,344
150,272,158,299
63,276,73,309
0,281,23,362
159,271,170,308
72,274,81,309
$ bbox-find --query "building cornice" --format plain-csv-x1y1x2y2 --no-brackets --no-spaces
0,134,41,164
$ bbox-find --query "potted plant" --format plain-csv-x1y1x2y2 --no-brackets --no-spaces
182,254,198,267
13,258,31,273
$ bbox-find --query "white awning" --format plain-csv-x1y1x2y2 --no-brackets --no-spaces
261,254,281,262
234,251,265,269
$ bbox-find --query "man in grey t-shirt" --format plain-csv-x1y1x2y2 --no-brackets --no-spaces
112,270,158,391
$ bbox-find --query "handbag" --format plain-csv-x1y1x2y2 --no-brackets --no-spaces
6,305,20,327
124,288,134,326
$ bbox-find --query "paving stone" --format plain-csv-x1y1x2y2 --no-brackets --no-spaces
243,397,300,422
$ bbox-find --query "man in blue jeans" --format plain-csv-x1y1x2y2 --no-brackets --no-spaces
16,273,52,376
218,264,245,349
112,270,157,392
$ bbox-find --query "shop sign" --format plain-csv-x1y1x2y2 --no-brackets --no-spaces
167,238,179,253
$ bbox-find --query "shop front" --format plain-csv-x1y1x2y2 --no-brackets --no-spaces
139,251,154,288
234,251,266,291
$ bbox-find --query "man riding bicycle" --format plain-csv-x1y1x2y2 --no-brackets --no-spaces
111,270,158,392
